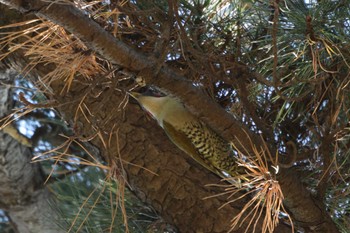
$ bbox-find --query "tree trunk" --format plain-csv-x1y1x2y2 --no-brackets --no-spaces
0,1,341,232
0,69,64,233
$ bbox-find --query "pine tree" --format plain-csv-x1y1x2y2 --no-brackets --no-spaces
0,0,349,232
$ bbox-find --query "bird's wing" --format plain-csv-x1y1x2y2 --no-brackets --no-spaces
163,120,224,178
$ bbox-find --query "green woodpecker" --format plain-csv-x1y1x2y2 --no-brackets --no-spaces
130,92,239,179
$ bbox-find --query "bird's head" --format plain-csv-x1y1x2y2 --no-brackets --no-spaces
129,91,171,123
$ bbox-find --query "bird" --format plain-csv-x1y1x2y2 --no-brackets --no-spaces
129,91,240,179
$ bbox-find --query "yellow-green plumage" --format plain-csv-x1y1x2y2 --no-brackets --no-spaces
130,92,239,178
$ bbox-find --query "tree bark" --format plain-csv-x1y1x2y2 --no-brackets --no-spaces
0,69,64,233
0,1,340,232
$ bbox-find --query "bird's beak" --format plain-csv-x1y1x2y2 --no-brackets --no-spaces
128,91,141,100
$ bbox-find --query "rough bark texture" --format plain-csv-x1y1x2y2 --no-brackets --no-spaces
0,69,63,233
0,42,293,233
0,1,340,232
47,74,293,233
